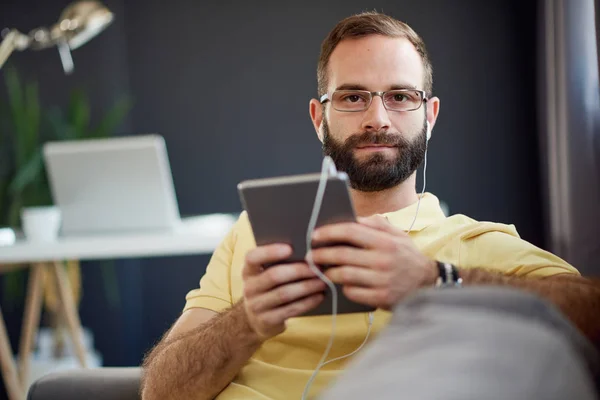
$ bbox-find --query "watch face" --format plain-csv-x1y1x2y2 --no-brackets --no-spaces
434,262,463,288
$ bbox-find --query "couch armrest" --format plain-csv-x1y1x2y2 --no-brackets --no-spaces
27,367,141,400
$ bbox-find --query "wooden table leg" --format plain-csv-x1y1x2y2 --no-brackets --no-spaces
17,263,45,389
51,262,87,368
0,305,25,400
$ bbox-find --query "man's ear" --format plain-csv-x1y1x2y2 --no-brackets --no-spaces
309,98,324,142
426,96,440,132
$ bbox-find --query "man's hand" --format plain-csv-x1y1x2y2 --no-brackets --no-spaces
309,215,437,310
242,244,326,340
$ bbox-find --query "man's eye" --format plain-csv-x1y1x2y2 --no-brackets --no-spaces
344,95,362,102
393,94,408,102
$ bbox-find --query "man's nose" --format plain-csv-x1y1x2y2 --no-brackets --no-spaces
361,95,391,133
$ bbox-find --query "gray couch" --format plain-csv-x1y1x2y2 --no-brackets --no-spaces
26,288,600,400
27,368,141,400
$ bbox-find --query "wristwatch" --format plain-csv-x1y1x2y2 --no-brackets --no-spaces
435,261,463,288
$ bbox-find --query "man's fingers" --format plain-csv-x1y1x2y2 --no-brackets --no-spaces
248,278,326,312
312,222,395,250
244,263,318,296
243,244,292,278
259,293,325,326
324,265,385,287
309,247,391,270
342,286,380,308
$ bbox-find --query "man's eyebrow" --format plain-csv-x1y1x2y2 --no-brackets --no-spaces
335,83,369,91
388,84,418,90
334,83,419,91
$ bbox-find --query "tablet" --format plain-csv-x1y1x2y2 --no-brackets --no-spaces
237,171,375,316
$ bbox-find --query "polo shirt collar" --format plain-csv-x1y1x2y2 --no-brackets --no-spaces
380,192,446,232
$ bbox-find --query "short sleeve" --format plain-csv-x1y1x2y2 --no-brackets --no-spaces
183,222,237,313
458,224,580,278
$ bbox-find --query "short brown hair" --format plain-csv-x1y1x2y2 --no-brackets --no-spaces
317,11,433,97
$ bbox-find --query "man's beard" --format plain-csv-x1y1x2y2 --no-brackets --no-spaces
322,117,428,192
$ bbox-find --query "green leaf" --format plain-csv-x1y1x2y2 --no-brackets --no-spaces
0,99,7,144
7,147,43,195
46,108,77,141
7,194,22,227
91,95,133,138
23,81,40,155
0,101,10,222
4,68,41,170
0,180,7,226
67,89,90,138
5,67,26,165
5,67,24,128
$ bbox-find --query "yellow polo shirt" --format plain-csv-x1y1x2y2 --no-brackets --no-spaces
184,193,579,399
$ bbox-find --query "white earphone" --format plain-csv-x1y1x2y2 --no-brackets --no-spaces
426,120,432,141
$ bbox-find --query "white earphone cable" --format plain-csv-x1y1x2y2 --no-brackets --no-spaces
408,139,429,232
302,156,340,400
302,136,429,398
318,312,374,369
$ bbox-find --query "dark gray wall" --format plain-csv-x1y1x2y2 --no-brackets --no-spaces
122,0,542,231
1,0,542,387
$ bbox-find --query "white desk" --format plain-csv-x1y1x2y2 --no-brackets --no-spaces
0,225,229,263
0,214,236,400
0,214,236,264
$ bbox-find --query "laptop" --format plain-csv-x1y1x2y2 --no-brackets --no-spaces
43,134,185,236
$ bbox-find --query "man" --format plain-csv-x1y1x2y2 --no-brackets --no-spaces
140,11,600,400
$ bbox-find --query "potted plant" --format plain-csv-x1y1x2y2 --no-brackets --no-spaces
0,65,132,361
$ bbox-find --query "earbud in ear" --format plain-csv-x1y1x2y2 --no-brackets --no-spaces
426,121,432,141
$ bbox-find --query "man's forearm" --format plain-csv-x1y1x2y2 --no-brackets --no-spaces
460,268,600,343
141,301,262,400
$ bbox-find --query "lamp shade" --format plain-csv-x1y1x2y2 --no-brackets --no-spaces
51,1,114,50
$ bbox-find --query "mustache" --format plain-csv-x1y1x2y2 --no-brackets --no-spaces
344,131,410,148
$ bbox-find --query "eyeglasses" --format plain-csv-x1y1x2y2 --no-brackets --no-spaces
319,89,428,112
